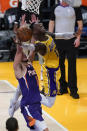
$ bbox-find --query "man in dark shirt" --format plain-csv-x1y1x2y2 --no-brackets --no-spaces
49,0,83,99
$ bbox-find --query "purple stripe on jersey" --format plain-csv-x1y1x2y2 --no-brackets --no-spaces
46,66,59,96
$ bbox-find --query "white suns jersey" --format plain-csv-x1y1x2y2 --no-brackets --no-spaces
55,5,76,33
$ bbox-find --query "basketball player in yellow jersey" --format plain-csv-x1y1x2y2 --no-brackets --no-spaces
32,23,61,101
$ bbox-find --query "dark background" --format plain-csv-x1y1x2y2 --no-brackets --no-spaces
0,0,87,61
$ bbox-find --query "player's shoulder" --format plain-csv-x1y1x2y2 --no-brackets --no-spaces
45,35,55,47
35,35,53,45
45,35,53,42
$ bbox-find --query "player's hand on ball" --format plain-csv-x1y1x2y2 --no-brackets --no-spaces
20,14,27,27
13,36,21,45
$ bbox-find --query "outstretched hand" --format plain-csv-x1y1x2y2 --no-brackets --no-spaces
20,14,27,27
29,14,39,24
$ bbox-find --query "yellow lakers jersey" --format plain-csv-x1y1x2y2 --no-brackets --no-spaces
35,35,59,68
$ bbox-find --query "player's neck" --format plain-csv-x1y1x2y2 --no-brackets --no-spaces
38,35,48,41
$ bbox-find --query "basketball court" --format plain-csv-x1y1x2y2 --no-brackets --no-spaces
0,0,87,131
0,80,67,131
0,60,87,131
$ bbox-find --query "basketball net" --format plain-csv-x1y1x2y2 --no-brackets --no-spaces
26,0,43,14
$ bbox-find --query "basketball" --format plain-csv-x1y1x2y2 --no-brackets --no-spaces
16,27,32,42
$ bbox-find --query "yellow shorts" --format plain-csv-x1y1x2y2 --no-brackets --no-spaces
41,65,61,96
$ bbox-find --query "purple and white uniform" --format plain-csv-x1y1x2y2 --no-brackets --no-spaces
17,64,47,130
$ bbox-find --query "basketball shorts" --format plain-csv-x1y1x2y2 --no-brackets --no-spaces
42,65,61,96
21,103,47,130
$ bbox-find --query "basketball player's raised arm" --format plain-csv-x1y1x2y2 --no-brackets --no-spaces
13,45,23,76
29,50,35,63
9,45,23,117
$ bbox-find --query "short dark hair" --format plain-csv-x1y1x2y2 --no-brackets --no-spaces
6,117,19,131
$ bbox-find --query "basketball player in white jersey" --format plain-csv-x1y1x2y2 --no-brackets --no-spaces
49,0,83,99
